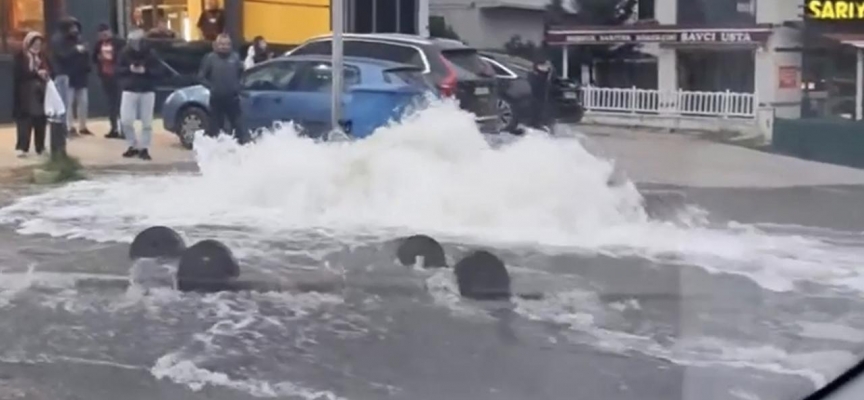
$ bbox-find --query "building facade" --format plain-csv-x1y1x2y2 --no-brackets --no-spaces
547,0,806,120
0,0,427,124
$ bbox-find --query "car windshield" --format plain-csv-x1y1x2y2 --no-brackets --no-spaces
6,3,864,400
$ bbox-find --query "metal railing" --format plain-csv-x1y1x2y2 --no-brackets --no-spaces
581,86,756,118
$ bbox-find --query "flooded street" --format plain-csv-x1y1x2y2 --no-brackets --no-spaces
2,103,864,400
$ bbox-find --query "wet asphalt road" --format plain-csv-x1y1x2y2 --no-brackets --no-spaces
3,130,864,400
1,179,862,400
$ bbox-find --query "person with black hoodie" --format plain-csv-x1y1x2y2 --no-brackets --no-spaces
12,31,51,158
92,23,125,139
526,54,555,132
50,16,91,137
117,29,162,160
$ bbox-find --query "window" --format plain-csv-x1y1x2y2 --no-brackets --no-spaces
384,68,434,90
242,61,300,91
291,62,362,92
345,41,425,68
482,58,516,78
3,0,47,52
291,40,333,56
129,0,192,40
294,39,427,71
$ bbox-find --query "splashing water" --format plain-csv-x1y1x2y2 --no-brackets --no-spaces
4,98,864,398
1,99,864,295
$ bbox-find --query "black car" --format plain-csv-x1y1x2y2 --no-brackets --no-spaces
288,33,501,132
479,51,584,133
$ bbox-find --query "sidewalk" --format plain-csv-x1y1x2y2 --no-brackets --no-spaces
0,119,193,170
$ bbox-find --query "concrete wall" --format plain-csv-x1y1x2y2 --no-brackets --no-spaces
754,27,803,120
429,1,545,49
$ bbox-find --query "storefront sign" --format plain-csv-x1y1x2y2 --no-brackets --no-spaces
806,0,864,19
778,66,799,89
558,30,769,45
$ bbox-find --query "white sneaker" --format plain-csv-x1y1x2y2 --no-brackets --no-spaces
16,150,27,158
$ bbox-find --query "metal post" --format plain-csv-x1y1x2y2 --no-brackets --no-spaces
562,46,569,79
331,0,344,132
418,0,429,37
857,47,863,121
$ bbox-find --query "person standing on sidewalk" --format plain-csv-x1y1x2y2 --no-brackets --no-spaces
117,29,161,160
198,33,249,144
197,0,226,41
12,31,51,157
92,23,125,139
50,16,91,137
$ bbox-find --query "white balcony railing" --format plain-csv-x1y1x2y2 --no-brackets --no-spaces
581,86,757,119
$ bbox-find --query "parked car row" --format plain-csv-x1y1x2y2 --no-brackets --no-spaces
159,33,585,148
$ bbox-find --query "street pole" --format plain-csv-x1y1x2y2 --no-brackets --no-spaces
331,0,344,132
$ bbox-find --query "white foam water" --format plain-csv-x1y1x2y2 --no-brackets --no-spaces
2,98,864,395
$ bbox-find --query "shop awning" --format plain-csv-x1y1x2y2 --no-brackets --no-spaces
824,33,864,49
545,24,773,46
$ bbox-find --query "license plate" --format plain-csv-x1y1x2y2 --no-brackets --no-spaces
564,91,577,99
475,87,490,96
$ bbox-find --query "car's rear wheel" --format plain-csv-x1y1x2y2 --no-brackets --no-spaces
497,98,518,133
176,106,208,150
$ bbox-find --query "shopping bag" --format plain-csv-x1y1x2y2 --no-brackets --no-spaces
44,79,66,120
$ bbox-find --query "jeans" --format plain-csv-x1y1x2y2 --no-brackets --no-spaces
100,77,121,133
66,87,89,130
120,91,155,150
15,116,47,154
207,94,249,144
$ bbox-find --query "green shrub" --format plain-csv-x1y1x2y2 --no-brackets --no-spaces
37,153,85,183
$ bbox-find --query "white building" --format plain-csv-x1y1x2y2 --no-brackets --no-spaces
429,0,571,49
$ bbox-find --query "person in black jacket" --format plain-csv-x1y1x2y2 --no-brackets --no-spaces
117,29,162,160
50,16,91,136
527,55,555,132
92,23,125,139
13,31,51,157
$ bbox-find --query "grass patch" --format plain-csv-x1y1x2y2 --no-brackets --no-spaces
34,153,85,183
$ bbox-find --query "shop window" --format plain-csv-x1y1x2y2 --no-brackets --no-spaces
3,0,48,52
130,0,198,41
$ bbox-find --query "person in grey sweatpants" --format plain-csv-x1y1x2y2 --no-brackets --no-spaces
117,30,161,160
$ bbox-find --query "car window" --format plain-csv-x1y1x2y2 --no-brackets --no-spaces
441,49,493,78
345,41,425,69
383,68,434,90
290,61,362,92
241,61,300,91
290,40,332,56
481,58,513,77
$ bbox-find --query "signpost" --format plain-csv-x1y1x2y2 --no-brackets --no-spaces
331,0,344,133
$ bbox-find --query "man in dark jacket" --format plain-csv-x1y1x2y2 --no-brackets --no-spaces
118,29,162,160
92,23,125,139
198,33,248,144
527,55,555,132
50,16,91,136
197,0,226,41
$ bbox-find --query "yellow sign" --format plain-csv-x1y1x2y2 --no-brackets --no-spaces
807,0,864,19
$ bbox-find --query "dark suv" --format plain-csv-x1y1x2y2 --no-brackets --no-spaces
288,33,500,132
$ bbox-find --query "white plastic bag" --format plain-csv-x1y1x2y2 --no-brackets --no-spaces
44,79,65,119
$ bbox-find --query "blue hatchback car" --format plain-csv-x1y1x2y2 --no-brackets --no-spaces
162,55,436,148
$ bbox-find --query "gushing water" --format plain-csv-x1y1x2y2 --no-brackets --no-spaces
2,99,864,398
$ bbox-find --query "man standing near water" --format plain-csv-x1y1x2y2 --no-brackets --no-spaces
198,33,248,144
92,23,125,139
118,29,161,160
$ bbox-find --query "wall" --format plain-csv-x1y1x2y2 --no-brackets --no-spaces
478,8,544,49
773,118,864,169
429,2,483,45
243,0,330,45
429,1,546,49
754,27,803,119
